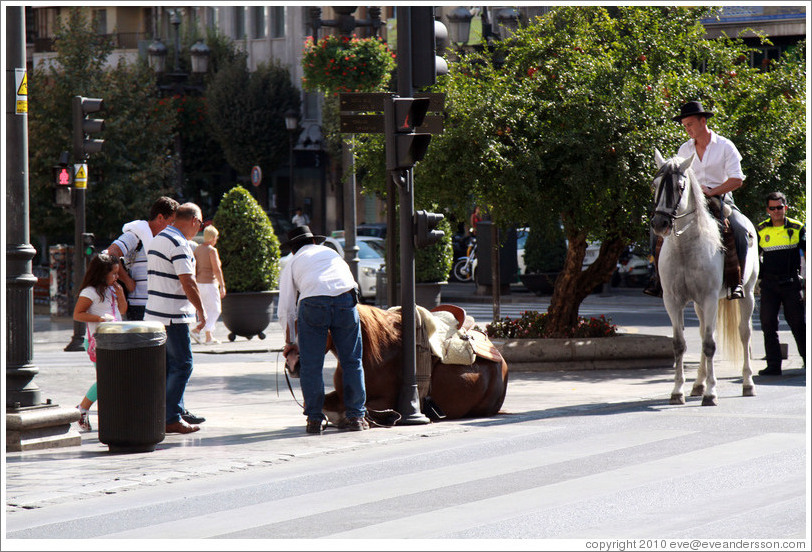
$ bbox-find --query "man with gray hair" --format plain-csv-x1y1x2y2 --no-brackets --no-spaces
145,203,206,434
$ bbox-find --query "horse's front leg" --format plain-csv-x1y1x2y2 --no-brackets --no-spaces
665,299,687,405
699,300,719,406
691,304,706,397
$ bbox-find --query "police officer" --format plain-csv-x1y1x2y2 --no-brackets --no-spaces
756,191,806,376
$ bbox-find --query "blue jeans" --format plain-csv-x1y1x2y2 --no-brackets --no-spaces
164,323,193,424
297,292,366,421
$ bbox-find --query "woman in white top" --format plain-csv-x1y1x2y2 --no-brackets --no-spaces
72,254,127,431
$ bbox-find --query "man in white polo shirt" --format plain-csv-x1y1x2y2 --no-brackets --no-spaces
145,203,206,434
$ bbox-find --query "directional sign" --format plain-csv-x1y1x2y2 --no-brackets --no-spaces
340,114,443,134
339,92,391,113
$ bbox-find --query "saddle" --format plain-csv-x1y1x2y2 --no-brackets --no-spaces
428,304,503,365
706,196,742,289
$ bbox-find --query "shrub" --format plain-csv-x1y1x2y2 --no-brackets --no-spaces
416,216,454,283
524,219,568,274
212,186,281,293
486,310,617,339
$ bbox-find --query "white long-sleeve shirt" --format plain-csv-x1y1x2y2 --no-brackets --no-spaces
677,130,745,191
277,244,357,342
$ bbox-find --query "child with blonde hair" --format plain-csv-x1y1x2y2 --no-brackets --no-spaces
193,224,226,344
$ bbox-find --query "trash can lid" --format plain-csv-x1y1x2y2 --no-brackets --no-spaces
96,321,166,335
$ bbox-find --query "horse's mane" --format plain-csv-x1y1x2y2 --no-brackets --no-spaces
357,304,402,366
670,156,723,253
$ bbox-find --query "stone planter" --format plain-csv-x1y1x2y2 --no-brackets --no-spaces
394,281,447,309
221,291,278,341
493,334,673,372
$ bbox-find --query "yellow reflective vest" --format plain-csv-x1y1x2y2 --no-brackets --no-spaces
757,216,804,278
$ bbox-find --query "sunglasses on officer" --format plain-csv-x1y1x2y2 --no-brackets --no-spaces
767,204,785,211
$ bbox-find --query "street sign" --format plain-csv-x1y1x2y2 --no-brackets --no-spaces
340,114,443,134
15,69,27,114
74,164,88,189
251,165,262,187
339,92,391,112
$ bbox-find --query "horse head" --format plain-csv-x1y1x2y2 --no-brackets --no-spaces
651,149,696,238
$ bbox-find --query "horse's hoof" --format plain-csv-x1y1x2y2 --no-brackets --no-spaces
742,385,756,397
669,394,685,405
690,385,705,397
228,333,236,342
701,396,718,406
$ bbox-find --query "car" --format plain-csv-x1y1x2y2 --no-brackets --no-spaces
356,222,387,239
278,233,385,301
613,248,653,287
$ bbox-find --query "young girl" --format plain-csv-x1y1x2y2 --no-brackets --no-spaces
73,254,127,431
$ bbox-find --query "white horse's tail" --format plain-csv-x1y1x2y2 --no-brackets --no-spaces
716,298,743,363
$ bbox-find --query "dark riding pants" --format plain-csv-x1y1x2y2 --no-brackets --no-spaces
759,277,806,370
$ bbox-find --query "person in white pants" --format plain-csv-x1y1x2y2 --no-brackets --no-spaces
193,224,226,344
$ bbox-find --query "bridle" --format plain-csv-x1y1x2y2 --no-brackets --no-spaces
653,164,697,235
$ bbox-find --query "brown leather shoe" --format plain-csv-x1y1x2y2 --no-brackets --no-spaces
341,417,369,431
166,419,200,434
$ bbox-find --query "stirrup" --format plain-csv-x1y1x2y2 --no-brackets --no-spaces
727,284,744,300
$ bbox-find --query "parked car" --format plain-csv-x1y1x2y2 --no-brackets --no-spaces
278,234,385,301
356,222,387,239
613,248,653,287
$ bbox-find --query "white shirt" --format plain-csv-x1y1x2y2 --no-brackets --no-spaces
677,130,745,191
277,244,357,342
80,285,123,336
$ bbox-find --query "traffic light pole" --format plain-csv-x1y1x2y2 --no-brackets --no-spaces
394,6,429,425
65,185,86,351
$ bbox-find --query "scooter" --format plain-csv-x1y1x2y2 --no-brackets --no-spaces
452,237,477,282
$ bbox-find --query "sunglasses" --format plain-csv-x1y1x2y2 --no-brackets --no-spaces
768,205,785,211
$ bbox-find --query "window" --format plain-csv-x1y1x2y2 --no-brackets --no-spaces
204,7,217,30
270,6,285,38
93,9,107,35
234,6,245,39
251,6,266,39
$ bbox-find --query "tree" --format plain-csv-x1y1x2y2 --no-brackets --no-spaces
357,6,805,336
28,8,176,243
206,56,300,176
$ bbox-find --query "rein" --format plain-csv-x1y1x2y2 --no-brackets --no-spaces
654,165,697,235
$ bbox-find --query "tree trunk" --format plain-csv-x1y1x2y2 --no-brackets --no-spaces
547,234,626,337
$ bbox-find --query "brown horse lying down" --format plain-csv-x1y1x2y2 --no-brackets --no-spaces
322,304,509,427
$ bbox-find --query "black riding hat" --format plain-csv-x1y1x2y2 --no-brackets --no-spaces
283,225,326,248
672,101,714,122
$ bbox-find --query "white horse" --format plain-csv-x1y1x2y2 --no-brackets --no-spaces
651,149,759,405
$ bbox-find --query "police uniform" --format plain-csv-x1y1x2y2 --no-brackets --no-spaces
756,216,806,374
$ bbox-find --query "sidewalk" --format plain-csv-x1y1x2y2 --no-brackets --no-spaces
7,286,803,514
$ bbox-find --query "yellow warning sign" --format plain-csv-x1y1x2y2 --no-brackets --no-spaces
17,72,27,95
15,69,27,114
74,164,88,189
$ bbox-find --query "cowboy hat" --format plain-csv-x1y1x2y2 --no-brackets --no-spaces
283,225,326,248
672,101,714,122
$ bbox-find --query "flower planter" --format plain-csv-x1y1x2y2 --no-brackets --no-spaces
493,334,673,372
221,291,278,341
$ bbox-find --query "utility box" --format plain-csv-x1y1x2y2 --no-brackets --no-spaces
49,245,74,317
95,321,166,453
475,222,518,287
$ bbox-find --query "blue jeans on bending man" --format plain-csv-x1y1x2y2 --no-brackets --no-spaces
297,292,366,423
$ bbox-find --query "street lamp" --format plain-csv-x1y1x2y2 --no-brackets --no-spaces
285,109,299,218
446,6,474,47
147,9,210,197
494,8,521,39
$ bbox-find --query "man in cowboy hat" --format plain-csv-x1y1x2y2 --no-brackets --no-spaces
645,100,750,299
277,225,367,433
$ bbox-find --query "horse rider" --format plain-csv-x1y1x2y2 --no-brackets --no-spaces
277,225,368,434
645,101,749,300
756,191,806,376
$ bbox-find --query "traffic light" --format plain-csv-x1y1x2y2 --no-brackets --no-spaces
72,96,105,159
385,96,431,171
414,210,445,248
411,6,449,89
52,151,73,206
82,232,96,259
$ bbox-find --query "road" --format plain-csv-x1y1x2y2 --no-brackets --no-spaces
4,288,808,546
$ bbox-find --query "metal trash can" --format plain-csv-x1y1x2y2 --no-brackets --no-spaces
95,321,166,453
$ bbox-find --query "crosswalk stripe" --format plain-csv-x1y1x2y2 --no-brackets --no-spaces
100,429,692,538
328,432,806,538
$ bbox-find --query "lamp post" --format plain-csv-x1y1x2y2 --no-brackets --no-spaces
147,9,210,197
308,7,383,282
284,109,299,218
